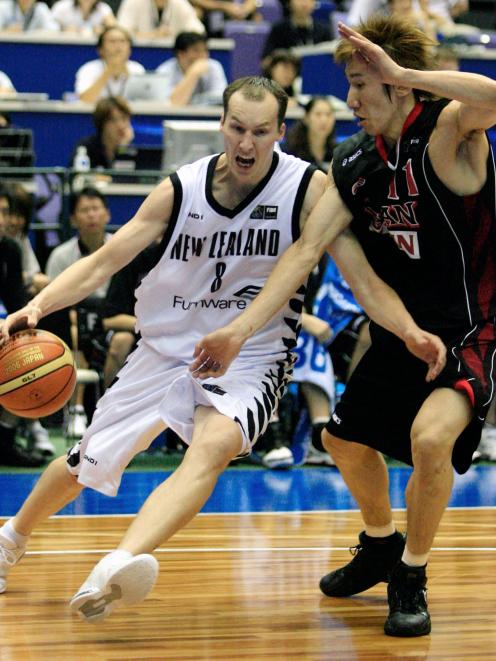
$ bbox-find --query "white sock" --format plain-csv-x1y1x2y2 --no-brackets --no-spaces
0,519,29,548
402,547,428,567
107,549,133,562
365,522,396,538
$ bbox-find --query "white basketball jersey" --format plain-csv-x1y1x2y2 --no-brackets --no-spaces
135,152,315,366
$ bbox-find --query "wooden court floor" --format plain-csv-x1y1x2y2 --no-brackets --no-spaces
1,508,495,660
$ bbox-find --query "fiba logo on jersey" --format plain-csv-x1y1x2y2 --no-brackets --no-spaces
250,205,278,220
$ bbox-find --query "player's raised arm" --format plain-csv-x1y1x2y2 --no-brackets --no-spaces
0,178,175,343
337,21,496,136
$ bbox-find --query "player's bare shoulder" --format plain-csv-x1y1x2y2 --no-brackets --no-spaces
429,101,489,196
135,176,176,230
299,169,327,230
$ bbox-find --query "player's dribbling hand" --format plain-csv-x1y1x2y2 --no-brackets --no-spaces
189,324,247,379
0,303,42,346
404,328,446,382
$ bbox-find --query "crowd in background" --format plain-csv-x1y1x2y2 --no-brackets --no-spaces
1,0,496,467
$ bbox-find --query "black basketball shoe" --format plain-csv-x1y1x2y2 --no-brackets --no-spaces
320,530,405,597
384,561,431,637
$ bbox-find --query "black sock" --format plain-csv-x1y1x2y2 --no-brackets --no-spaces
311,422,326,452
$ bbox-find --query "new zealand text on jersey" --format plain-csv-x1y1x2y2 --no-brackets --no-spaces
170,229,280,262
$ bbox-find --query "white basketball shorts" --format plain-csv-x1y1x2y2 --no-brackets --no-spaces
66,339,292,496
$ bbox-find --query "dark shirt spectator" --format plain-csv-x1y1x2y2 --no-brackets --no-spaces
262,0,331,62
102,241,162,387
283,96,336,172
71,96,134,170
0,184,45,467
0,236,26,313
263,49,300,107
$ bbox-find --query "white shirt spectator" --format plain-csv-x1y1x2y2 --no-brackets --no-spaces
75,59,145,99
0,70,14,92
46,234,112,298
51,0,114,34
0,0,59,31
156,57,226,104
117,0,204,40
347,0,466,26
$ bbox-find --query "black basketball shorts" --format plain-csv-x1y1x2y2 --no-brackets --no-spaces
325,323,496,474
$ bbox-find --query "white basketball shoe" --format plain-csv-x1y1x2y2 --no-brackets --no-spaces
0,531,25,594
70,551,159,623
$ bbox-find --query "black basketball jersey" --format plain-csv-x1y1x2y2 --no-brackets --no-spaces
332,99,496,334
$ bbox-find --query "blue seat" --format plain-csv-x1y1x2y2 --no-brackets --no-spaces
313,0,336,23
224,21,272,79
258,0,283,23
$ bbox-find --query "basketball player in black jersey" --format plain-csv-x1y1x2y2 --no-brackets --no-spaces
193,16,496,637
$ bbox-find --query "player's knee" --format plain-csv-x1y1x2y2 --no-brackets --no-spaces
410,424,454,468
187,433,239,472
52,455,84,492
322,429,356,465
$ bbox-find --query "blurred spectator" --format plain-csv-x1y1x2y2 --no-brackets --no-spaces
298,256,370,465
156,31,227,106
51,0,115,35
0,0,59,31
0,71,15,96
5,182,49,295
347,0,470,33
102,239,163,387
426,0,468,22
261,0,332,64
283,96,336,172
263,49,300,108
2,183,54,457
190,0,259,38
45,186,112,439
434,45,460,70
75,25,145,103
386,0,438,40
117,0,204,41
0,184,46,467
70,96,134,170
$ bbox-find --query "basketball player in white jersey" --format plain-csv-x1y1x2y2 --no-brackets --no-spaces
0,76,445,623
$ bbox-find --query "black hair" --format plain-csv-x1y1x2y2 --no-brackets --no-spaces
174,31,208,53
0,182,13,210
93,96,131,135
9,183,33,235
69,186,109,215
263,49,301,77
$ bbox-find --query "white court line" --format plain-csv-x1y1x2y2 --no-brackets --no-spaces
38,504,496,519
24,546,496,556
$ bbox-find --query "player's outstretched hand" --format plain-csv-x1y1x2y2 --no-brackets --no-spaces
0,302,42,346
190,324,247,379
337,22,405,86
404,328,446,382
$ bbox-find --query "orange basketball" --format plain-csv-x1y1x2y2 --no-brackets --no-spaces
0,329,76,418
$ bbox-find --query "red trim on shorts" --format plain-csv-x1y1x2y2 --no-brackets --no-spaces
454,379,475,407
